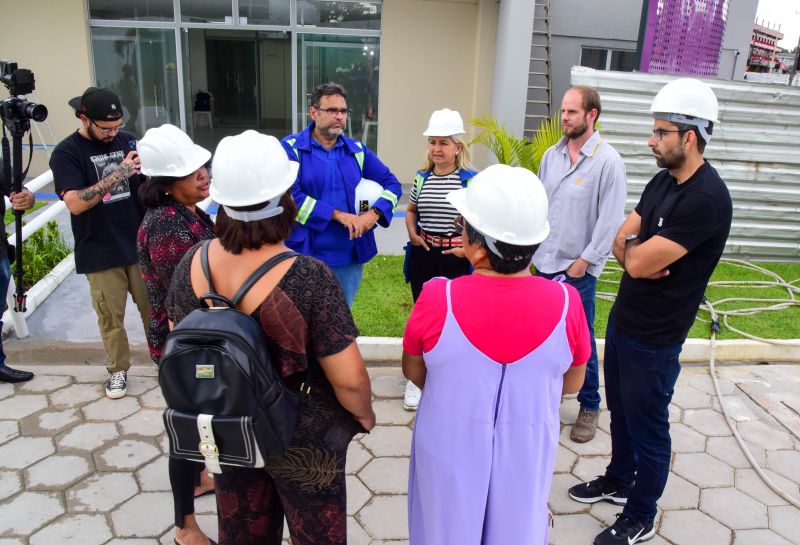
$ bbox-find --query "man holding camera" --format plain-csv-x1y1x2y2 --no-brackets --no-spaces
50,87,149,399
0,189,36,383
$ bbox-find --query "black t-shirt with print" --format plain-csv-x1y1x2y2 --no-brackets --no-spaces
50,130,145,274
611,161,732,347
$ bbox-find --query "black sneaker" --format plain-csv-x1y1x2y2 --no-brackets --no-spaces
569,475,629,505
105,371,128,399
594,513,654,545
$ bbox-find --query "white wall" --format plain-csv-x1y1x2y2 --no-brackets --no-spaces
379,0,498,179
0,0,93,176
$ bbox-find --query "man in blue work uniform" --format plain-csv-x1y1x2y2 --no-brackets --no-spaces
282,82,401,305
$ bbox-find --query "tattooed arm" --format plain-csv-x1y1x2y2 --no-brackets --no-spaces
62,150,140,215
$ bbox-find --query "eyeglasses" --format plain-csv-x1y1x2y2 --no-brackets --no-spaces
452,214,465,235
90,119,125,135
316,107,350,118
651,128,687,142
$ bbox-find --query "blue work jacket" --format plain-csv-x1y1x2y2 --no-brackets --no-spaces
281,124,402,266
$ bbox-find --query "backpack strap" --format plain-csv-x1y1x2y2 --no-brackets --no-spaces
229,251,301,307
199,240,216,294
198,240,235,309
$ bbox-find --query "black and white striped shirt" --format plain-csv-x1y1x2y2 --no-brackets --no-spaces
410,169,463,235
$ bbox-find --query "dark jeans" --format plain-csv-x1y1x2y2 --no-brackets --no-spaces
408,244,471,302
536,270,600,410
0,258,10,368
603,319,682,524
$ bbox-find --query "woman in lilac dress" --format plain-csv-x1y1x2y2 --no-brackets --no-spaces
403,165,590,545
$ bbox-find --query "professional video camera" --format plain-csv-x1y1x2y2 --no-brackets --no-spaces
0,60,48,313
0,61,47,124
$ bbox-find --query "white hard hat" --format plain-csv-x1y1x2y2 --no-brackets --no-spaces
354,178,383,212
137,124,211,178
446,164,550,249
422,108,465,137
210,131,299,221
650,78,719,141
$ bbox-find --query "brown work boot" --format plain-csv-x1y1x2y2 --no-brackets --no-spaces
570,407,599,443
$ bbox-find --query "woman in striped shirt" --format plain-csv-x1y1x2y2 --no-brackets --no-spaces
403,108,477,410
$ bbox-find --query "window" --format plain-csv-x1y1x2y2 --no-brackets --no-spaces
88,0,173,21
298,1,382,30
239,0,290,25
88,0,383,147
580,47,637,72
580,48,608,70
90,27,180,136
298,34,380,149
610,50,637,71
181,0,231,23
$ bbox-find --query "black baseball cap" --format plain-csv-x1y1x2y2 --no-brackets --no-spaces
68,87,123,121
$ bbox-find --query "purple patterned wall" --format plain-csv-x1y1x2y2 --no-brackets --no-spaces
640,0,729,77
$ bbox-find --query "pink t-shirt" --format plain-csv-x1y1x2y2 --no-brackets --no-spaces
403,275,591,365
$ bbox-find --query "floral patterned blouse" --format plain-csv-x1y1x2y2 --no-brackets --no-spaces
136,198,215,363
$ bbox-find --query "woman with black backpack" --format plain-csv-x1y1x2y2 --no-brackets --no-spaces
166,130,375,545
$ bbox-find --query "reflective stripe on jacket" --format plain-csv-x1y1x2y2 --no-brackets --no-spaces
281,123,402,265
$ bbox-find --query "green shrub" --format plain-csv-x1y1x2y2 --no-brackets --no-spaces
18,221,72,287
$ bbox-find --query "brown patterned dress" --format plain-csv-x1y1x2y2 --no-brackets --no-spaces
167,246,363,545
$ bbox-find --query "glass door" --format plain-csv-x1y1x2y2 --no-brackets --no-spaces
206,37,258,126
298,34,380,149
90,27,179,137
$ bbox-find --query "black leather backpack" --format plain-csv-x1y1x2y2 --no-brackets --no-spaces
159,240,306,473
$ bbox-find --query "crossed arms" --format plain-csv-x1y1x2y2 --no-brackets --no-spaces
612,211,688,279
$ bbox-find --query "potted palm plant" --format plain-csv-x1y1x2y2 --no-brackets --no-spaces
470,112,562,173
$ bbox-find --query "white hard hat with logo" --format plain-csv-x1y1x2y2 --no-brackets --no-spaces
138,124,211,178
650,78,719,142
210,130,299,222
446,164,549,255
355,178,383,213
423,108,465,137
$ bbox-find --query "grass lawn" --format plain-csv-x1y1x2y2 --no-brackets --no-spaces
352,256,800,340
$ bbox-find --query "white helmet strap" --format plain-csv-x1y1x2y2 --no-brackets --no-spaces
483,234,530,262
222,199,284,222
654,112,712,143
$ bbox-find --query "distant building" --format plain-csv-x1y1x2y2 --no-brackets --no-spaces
748,21,784,72
776,52,796,73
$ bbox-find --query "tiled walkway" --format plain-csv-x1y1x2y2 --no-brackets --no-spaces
0,364,798,544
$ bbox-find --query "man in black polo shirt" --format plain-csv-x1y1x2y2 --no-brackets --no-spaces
50,88,149,399
568,78,732,545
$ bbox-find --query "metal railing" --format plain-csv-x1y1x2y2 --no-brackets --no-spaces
1,171,216,339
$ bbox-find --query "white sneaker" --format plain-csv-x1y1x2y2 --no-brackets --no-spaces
105,371,128,399
404,380,421,411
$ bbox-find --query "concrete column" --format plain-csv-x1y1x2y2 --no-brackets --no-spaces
489,0,535,138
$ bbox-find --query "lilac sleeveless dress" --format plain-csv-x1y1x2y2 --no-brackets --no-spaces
408,280,572,545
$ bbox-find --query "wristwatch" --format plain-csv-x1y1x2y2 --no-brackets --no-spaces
370,206,384,220
625,233,639,242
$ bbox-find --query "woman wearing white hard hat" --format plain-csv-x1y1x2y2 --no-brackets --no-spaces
166,130,375,545
402,108,478,411
403,164,590,545
136,124,217,545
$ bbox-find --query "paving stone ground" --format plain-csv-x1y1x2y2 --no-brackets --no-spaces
1,363,799,545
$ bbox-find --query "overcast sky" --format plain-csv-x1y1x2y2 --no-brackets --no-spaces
755,0,800,50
